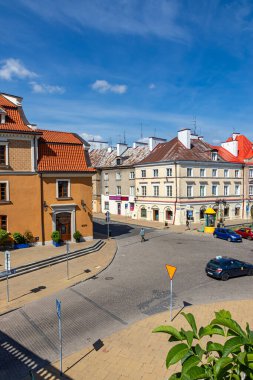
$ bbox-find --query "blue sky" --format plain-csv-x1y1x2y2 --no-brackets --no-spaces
1,0,253,145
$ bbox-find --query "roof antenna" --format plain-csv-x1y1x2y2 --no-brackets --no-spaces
192,115,197,135
154,127,156,137
140,122,143,139
123,130,126,144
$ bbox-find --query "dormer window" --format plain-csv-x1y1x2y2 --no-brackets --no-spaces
0,108,6,124
116,158,121,165
211,151,218,161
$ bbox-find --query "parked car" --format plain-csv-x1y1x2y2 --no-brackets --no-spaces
213,228,242,242
235,227,253,240
206,256,253,280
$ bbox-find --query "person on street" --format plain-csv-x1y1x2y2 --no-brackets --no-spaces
140,227,145,242
186,220,190,230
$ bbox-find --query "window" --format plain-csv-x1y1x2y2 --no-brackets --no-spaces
116,172,121,180
116,186,121,195
212,169,217,177
104,201,109,210
200,185,206,197
235,206,240,216
235,184,240,195
187,168,193,177
224,185,229,196
224,206,229,217
187,185,193,197
0,182,8,201
211,152,218,161
249,169,253,178
130,202,134,211
212,185,218,196
0,145,6,165
141,186,147,196
129,171,135,179
105,186,109,195
57,180,70,198
153,186,159,197
249,185,253,195
235,169,240,178
116,158,121,165
104,173,109,181
153,169,158,177
130,186,135,196
166,168,172,177
200,168,205,177
224,169,229,178
141,208,147,218
166,185,172,197
0,215,7,230
141,170,146,178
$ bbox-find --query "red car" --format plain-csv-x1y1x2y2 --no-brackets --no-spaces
235,227,253,240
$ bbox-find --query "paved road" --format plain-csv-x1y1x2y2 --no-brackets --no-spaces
0,223,253,379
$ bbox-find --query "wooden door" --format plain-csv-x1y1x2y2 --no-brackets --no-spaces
56,212,71,241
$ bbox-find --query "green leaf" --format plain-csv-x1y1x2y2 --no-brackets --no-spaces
213,357,233,376
223,336,245,357
215,309,232,319
168,373,181,380
181,312,198,338
211,317,246,338
152,325,183,340
206,341,224,356
199,325,225,338
166,343,189,368
194,344,205,360
181,329,194,347
181,355,201,374
187,366,209,379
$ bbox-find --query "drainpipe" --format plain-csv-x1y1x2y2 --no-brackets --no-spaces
172,162,178,225
40,173,45,245
242,164,245,219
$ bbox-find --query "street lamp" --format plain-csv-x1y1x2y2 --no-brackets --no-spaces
215,199,227,222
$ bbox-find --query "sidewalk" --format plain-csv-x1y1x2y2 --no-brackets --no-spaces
25,299,253,380
0,239,117,315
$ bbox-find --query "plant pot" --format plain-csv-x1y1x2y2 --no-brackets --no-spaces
14,243,30,249
53,241,61,247
75,239,80,243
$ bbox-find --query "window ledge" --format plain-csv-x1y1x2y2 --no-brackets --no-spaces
0,200,11,204
56,197,73,200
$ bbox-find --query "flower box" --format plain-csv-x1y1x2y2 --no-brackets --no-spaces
53,241,61,247
14,243,30,249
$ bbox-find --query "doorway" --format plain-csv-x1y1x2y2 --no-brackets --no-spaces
153,209,159,221
56,212,71,241
117,203,121,215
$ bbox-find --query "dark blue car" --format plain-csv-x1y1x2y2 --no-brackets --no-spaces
206,256,253,281
213,228,242,242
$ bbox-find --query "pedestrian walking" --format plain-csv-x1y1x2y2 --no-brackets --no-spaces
140,227,145,242
186,220,190,230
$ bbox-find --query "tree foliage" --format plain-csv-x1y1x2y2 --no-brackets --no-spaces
153,309,253,379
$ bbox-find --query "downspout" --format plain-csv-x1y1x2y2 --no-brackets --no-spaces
40,173,45,245
172,162,178,225
242,164,245,219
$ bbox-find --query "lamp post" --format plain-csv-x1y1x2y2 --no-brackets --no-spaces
215,199,227,224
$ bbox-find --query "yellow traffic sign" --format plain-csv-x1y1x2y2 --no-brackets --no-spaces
165,264,177,280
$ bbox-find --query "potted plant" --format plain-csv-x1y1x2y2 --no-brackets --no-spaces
51,231,61,247
0,229,11,248
13,232,29,249
73,230,82,243
24,230,35,246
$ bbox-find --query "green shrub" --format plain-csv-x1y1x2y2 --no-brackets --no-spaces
51,230,61,243
73,230,82,242
24,230,35,244
13,232,27,244
0,229,10,244
153,309,253,379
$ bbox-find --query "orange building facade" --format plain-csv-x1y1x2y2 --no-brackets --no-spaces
0,93,95,244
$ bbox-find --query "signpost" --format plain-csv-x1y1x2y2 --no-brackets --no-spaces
5,251,11,302
56,299,63,375
105,211,110,239
66,242,70,280
165,264,177,321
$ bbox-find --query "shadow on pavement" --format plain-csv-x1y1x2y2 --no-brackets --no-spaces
93,221,135,239
0,331,73,380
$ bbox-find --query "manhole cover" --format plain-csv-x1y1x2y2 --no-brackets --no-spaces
105,277,114,280
84,269,91,273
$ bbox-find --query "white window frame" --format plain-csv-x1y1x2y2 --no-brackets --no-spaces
212,169,218,177
187,168,193,177
141,170,146,178
166,168,172,177
166,185,172,197
104,201,109,210
130,186,135,196
235,184,240,195
104,172,109,181
116,186,121,195
249,169,253,178
249,185,253,195
0,142,9,166
224,185,229,196
187,185,193,197
116,172,121,180
56,179,70,198
211,152,218,161
235,169,240,178
129,171,135,179
212,184,218,196
141,186,147,196
200,185,206,197
224,169,229,178
153,169,158,177
0,181,9,201
200,168,206,177
153,185,159,197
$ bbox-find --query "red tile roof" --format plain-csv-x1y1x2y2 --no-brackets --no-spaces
38,130,95,172
226,135,253,161
0,94,38,133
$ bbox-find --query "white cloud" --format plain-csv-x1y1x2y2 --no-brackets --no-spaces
91,80,127,94
30,81,65,94
81,132,104,141
149,83,156,89
0,58,37,80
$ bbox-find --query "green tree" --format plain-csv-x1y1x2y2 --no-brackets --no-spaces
153,309,253,379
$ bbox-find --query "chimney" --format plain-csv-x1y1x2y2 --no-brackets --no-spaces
221,140,238,156
148,137,166,151
107,146,113,153
132,141,148,148
117,143,128,156
178,129,191,149
232,132,240,141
